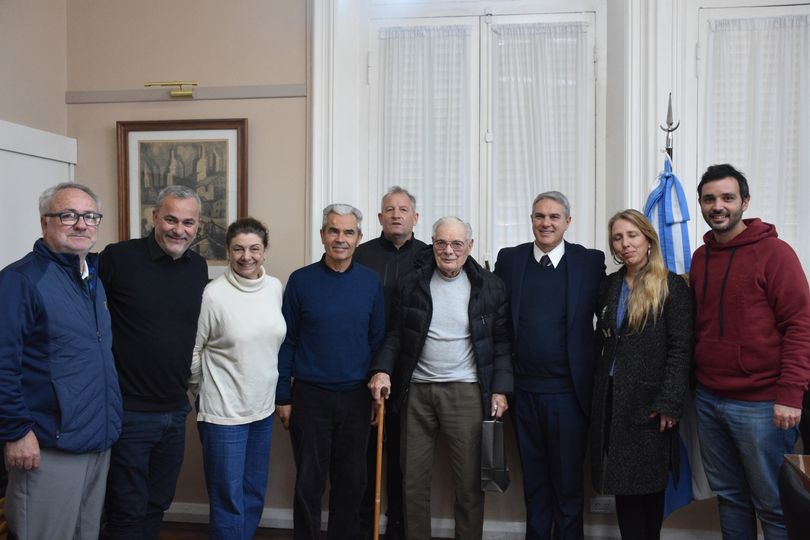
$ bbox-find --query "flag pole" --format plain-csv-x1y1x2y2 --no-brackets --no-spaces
659,92,680,161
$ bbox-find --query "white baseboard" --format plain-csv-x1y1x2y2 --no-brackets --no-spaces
165,502,722,540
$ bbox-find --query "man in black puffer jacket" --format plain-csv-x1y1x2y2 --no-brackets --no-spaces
369,216,513,540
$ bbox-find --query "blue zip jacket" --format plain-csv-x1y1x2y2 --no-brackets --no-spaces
0,240,122,453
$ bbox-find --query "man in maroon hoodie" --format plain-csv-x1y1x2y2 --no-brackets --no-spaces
691,163,810,540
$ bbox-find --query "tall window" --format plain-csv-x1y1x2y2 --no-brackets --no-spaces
375,23,477,235
370,13,597,263
699,8,810,271
490,20,594,256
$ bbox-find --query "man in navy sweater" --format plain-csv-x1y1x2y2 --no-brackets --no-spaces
495,191,605,540
276,204,385,540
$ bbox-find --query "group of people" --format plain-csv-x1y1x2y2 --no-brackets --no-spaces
1,162,809,540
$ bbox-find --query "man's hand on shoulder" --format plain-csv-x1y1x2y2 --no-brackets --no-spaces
773,404,801,430
4,430,40,470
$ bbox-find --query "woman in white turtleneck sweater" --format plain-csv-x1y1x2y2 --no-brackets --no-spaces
189,218,286,540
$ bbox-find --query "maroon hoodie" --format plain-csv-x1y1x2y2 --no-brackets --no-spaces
690,218,810,408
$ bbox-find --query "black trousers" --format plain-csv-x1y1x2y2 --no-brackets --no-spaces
290,382,371,540
614,491,665,540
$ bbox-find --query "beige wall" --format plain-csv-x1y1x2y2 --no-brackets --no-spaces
65,0,308,507
2,0,724,534
0,0,68,133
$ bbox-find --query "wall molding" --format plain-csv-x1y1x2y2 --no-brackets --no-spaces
65,84,306,104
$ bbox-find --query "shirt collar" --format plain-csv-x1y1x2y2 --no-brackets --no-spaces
533,241,565,268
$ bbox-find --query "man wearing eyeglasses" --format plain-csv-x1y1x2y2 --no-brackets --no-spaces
369,216,513,540
99,185,208,540
0,182,122,539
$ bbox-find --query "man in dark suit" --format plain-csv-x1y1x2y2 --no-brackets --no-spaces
494,191,604,540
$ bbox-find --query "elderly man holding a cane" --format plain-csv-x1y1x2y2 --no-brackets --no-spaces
369,216,513,540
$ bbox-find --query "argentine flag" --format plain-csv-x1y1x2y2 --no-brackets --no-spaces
643,156,691,274
644,156,712,517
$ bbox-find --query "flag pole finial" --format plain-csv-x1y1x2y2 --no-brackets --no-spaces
659,93,681,160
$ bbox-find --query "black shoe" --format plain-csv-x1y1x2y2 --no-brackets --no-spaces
384,520,405,540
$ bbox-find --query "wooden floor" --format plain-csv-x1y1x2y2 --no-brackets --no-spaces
160,522,309,539
160,522,411,539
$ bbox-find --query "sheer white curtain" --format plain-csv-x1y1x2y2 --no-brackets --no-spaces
490,22,592,255
378,25,473,242
703,15,810,271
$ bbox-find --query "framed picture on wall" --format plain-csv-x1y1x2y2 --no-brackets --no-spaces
116,118,248,263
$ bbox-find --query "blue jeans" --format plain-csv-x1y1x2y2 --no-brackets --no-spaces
696,387,798,540
198,415,274,540
104,405,190,540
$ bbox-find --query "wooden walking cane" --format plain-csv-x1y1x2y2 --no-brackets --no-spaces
373,399,385,540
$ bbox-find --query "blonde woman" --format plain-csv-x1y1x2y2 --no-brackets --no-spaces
590,209,693,540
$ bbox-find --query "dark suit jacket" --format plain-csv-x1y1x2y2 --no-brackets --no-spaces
494,241,605,415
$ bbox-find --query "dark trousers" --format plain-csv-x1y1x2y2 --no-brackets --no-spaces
615,492,665,540
290,382,371,540
103,405,190,540
359,409,404,539
513,388,587,540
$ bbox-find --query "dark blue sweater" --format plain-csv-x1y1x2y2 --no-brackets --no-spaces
276,259,385,404
516,254,572,392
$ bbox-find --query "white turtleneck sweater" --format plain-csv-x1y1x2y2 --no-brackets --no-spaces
189,265,286,425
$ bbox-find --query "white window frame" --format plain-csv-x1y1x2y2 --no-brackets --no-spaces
661,0,810,254
310,0,606,263
367,16,482,251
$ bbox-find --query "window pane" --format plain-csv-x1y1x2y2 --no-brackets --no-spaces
378,25,474,241
490,21,593,256
702,14,810,270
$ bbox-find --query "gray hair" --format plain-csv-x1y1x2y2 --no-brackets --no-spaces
381,185,416,212
431,216,473,242
532,191,571,218
322,203,364,233
155,185,201,211
39,182,101,215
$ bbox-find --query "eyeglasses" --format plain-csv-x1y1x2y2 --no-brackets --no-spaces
44,211,103,227
433,240,467,252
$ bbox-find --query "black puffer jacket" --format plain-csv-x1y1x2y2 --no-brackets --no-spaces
371,246,514,414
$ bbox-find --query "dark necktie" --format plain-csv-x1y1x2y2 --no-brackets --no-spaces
539,254,552,268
